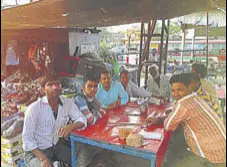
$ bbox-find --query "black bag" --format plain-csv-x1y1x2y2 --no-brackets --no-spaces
76,55,107,79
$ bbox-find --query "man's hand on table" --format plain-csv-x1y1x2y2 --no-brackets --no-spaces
99,108,106,116
145,117,162,125
57,126,72,137
106,100,121,110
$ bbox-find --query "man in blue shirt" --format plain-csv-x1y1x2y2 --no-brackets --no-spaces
96,70,129,109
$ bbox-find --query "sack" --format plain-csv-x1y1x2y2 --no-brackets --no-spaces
2,118,24,138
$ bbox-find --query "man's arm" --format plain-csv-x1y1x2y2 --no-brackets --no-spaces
130,81,151,98
22,106,38,151
164,103,189,131
68,98,87,129
32,149,53,167
58,99,87,137
74,95,97,125
117,82,129,105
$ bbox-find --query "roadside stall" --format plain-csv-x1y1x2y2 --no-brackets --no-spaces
1,0,225,167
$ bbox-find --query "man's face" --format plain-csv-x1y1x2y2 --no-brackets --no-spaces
188,80,200,93
44,80,62,98
191,67,196,74
83,81,98,98
100,73,112,90
150,68,159,79
120,73,129,88
171,82,189,101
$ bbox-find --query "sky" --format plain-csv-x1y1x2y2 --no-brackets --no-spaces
2,0,31,6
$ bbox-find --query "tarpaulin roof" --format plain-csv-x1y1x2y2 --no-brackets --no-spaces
1,0,226,30
178,9,226,28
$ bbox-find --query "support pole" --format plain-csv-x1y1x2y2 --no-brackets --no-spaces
144,21,151,86
206,11,209,67
191,34,195,60
138,22,144,87
164,20,170,74
159,20,165,74
180,29,186,65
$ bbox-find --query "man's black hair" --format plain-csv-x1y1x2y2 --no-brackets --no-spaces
100,70,110,75
39,74,60,88
191,63,207,78
169,73,191,87
120,70,129,77
83,74,99,87
188,73,200,83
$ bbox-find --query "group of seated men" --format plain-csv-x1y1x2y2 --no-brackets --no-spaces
22,63,226,167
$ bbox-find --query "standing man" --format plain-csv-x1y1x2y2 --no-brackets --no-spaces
22,74,87,167
147,64,172,99
119,70,151,98
96,70,129,109
191,63,219,105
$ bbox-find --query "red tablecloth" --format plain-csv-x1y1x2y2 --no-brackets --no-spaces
72,102,172,167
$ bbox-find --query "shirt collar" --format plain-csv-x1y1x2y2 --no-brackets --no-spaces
177,92,197,103
98,82,114,92
82,90,94,102
41,96,63,106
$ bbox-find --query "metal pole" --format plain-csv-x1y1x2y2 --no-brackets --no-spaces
180,29,185,65
191,35,195,61
164,20,170,74
159,20,165,74
206,11,209,67
145,21,151,86
138,22,144,87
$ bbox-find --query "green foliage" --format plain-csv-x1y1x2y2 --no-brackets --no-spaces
169,22,182,35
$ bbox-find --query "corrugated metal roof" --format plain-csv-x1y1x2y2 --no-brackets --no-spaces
1,0,226,30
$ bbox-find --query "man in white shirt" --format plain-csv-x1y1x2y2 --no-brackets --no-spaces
119,70,151,98
147,64,172,99
22,74,87,167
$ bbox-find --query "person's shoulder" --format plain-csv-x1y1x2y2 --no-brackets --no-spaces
25,98,42,114
59,96,76,105
113,81,122,87
179,93,198,106
161,74,171,80
74,93,87,103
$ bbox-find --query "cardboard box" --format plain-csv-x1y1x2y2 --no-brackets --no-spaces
1,134,22,148
1,153,23,166
1,145,22,154
2,149,23,159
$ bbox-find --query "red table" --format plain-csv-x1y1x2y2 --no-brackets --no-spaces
71,102,172,167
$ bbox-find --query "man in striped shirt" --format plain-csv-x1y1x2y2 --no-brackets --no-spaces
74,74,105,125
164,74,226,166
22,75,87,167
